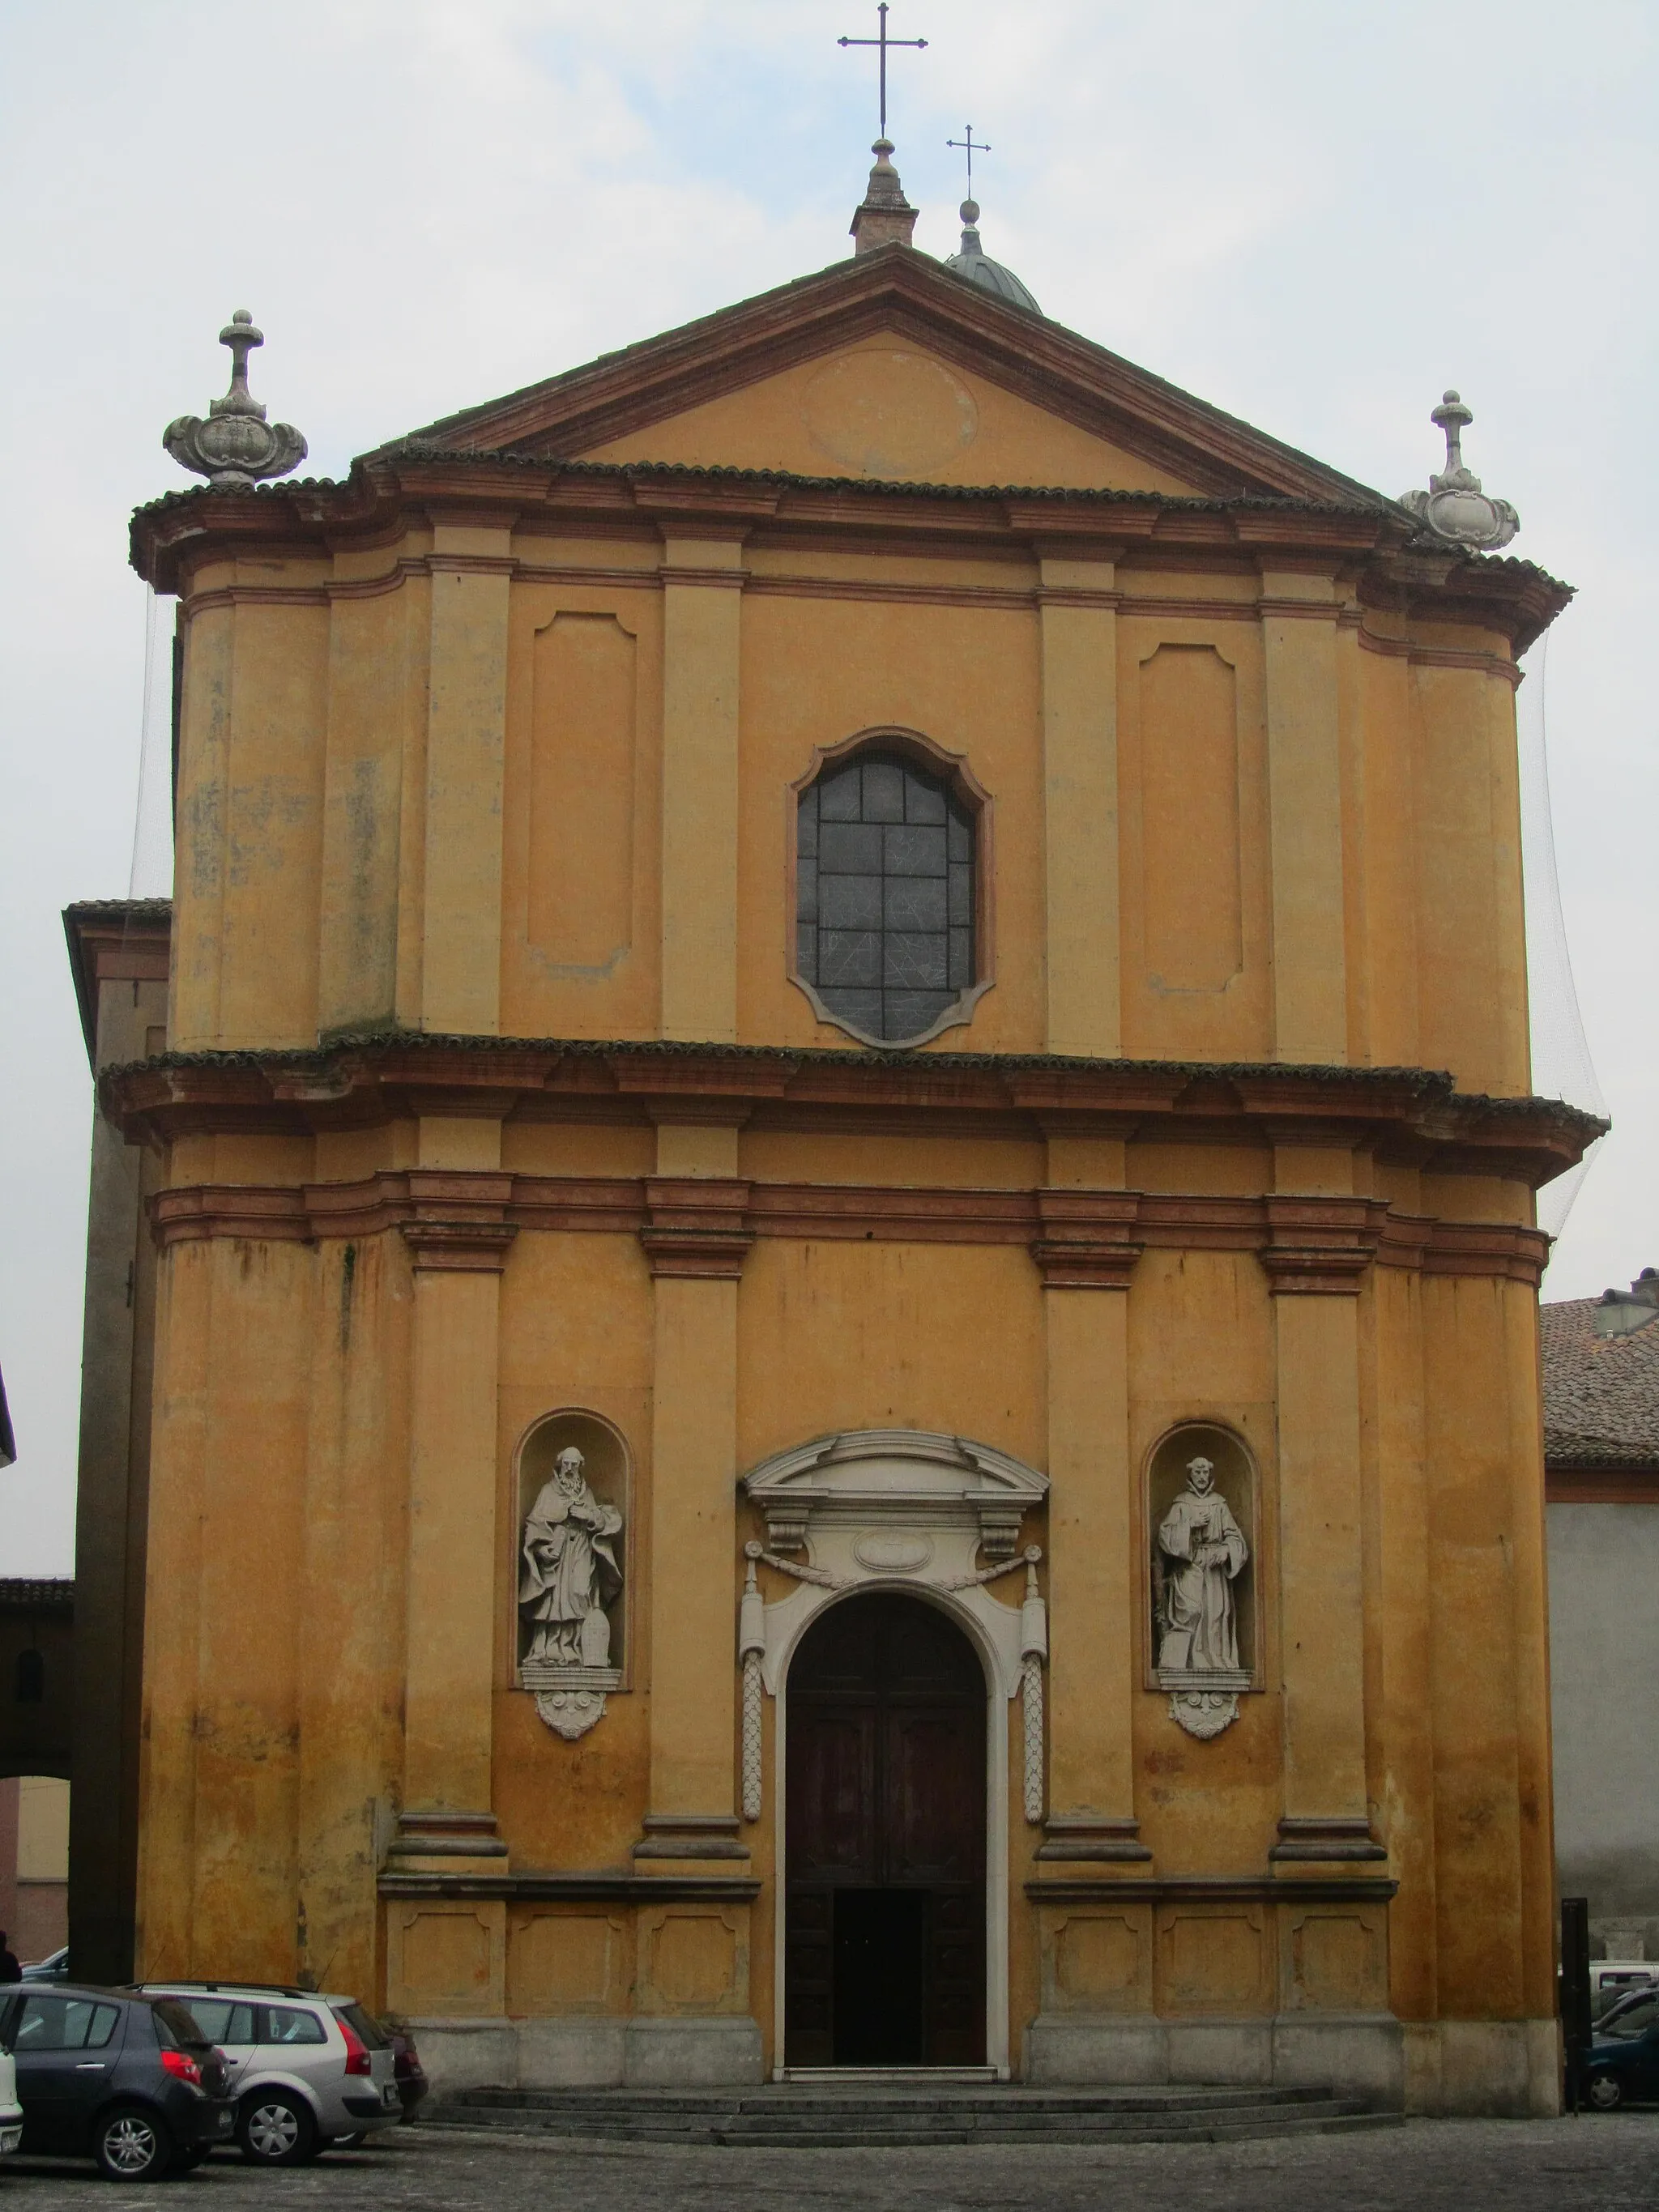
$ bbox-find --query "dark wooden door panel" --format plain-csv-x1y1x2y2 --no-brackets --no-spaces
787,1707,877,1880
885,1707,984,1882
784,1592,987,2069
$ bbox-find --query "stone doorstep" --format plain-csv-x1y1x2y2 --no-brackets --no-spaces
419,2086,1400,2149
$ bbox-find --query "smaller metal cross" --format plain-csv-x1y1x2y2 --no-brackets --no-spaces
838,4,928,139
946,125,990,193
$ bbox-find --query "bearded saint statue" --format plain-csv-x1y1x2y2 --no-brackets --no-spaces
518,1447,624,1668
1155,1455,1248,1674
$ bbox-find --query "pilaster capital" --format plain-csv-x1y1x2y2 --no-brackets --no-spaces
641,1176,755,1280
1030,1189,1144,1290
400,1171,517,1271
1258,1196,1386,1295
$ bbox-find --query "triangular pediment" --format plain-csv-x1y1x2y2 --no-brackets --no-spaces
388,247,1387,505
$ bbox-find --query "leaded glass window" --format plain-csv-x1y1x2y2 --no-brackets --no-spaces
796,749,976,1044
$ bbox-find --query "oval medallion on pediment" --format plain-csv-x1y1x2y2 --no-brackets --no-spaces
852,1532,934,1574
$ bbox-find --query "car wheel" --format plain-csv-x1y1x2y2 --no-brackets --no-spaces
237,2091,317,2166
94,2104,174,2183
1588,2071,1624,2111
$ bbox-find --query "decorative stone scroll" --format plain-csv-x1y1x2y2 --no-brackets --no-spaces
516,1413,629,1741
1149,1426,1256,1741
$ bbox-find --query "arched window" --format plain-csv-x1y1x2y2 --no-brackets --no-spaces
795,743,984,1046
14,1649,43,1703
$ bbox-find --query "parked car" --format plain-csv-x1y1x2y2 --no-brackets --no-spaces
1592,1959,1657,2021
0,2045,21,2159
139,1984,400,2163
19,1947,69,1984
0,1984,235,2180
1587,1984,1659,2108
386,2022,428,2120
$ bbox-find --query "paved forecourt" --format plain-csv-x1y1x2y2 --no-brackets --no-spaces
2,2116,1659,2209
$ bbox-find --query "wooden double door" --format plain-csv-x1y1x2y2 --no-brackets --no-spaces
784,1591,987,2068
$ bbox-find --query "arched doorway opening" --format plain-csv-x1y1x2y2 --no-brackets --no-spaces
784,1590,986,2068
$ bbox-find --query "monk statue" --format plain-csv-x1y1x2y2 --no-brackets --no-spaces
1155,1455,1247,1673
518,1446,624,1668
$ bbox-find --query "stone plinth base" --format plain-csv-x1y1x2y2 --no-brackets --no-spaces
1024,2012,1404,2108
410,2014,764,2094
1401,2018,1559,2117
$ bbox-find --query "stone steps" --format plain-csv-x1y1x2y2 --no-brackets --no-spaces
427,2083,1401,2148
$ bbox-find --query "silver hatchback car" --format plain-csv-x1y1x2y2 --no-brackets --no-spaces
137,1984,400,2164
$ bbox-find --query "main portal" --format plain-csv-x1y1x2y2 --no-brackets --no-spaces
783,1590,987,2067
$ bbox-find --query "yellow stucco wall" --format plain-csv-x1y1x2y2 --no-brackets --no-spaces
123,302,1574,2112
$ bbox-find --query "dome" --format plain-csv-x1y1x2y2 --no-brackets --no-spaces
942,201,1041,315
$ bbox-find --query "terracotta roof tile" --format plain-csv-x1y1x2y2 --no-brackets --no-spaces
1541,1297,1659,1467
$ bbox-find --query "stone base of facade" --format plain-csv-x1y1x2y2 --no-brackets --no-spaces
410,2014,765,2094
1401,2018,1559,2117
1024,2012,1405,2108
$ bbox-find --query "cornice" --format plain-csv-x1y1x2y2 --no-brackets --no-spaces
103,1037,1604,1195
129,454,1571,653
147,1172,1555,1290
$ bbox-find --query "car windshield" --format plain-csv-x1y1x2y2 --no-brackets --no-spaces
331,2002,391,2049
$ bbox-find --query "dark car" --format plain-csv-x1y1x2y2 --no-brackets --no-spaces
1588,1984,1659,2108
0,1984,236,2180
388,2024,427,2120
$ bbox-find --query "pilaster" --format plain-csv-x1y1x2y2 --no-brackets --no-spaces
638,1123,752,1866
1039,556,1121,1056
1263,1144,1385,1869
660,539,744,1043
420,516,514,1034
389,1123,515,1873
1032,1142,1149,1866
1260,567,1347,1064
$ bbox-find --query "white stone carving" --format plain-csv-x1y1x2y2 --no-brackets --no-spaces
1397,390,1519,550
519,1446,625,1739
164,311,308,490
740,1554,767,1822
1020,1554,1047,1824
1162,1677,1250,1740
853,1532,934,1573
1155,1454,1249,1740
744,1428,1045,1563
527,1667,624,1741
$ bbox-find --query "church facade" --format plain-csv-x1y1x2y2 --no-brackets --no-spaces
95,156,1597,2114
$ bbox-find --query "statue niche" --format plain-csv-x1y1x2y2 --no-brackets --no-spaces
1148,1423,1256,1741
516,1411,629,1741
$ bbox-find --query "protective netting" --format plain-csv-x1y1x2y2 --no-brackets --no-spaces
128,584,174,901
1519,633,1606,1238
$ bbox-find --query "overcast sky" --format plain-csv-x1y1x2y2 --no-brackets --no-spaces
2,0,1654,1573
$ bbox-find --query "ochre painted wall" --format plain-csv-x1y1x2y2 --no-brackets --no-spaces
117,303,1582,2113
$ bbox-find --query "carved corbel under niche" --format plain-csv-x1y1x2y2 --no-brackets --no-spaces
1158,1668,1252,1740
520,1663,624,1741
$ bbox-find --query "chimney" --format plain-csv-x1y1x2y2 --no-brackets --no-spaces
851,139,917,253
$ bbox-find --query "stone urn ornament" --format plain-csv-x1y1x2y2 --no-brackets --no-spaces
164,310,308,490
1397,389,1518,551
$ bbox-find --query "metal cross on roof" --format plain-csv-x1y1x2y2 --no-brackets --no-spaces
946,124,990,191
838,4,928,139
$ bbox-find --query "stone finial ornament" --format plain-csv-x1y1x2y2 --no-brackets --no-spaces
1397,389,1519,550
163,310,308,491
